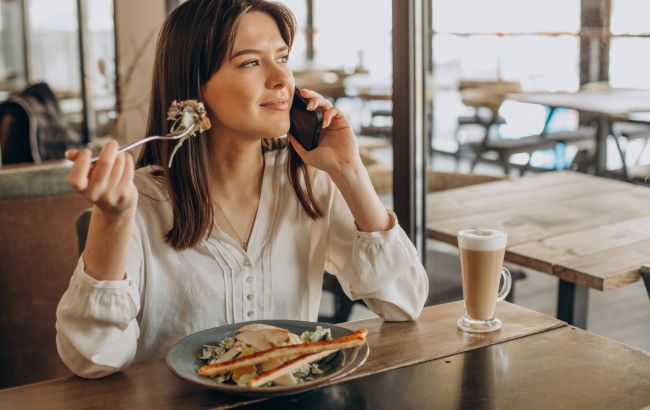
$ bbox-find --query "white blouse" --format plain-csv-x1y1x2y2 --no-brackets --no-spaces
55,143,429,378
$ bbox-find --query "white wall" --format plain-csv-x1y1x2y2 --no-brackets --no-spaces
114,0,166,143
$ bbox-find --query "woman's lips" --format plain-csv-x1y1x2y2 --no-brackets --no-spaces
260,98,289,111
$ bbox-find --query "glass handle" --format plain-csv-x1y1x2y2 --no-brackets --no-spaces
496,267,512,302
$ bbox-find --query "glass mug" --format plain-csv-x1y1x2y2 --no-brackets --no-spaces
457,228,512,333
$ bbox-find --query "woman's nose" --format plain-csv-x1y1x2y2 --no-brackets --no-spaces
266,64,290,89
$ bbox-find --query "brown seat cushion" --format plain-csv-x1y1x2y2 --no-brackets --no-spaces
0,192,89,387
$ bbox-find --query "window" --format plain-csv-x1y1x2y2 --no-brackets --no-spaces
28,0,81,94
431,0,581,168
609,0,650,89
0,0,27,97
0,0,116,140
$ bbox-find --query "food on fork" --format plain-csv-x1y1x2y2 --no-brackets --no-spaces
196,325,368,387
166,99,211,167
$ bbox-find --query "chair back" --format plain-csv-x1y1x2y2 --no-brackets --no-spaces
459,80,522,116
0,161,89,387
76,208,92,254
0,83,80,166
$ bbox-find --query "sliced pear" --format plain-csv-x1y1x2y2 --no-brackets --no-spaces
236,324,287,333
273,373,297,386
258,329,291,347
235,332,272,352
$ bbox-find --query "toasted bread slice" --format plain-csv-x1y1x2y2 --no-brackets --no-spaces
197,328,368,377
246,349,336,387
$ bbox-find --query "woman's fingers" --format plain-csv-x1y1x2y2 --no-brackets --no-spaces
67,149,92,192
322,107,341,128
85,141,119,201
104,152,126,197
300,88,333,111
118,153,135,194
66,140,137,213
65,149,80,161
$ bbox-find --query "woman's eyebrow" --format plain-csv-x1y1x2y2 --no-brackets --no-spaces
231,45,289,59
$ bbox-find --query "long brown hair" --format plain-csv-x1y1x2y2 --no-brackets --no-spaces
137,0,322,250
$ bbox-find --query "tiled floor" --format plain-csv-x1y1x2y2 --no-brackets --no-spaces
319,149,650,353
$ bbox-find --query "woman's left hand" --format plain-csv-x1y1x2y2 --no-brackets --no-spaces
287,88,363,175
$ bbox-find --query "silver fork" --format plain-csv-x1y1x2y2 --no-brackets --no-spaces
90,126,195,163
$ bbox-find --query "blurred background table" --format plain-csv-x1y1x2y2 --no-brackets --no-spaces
427,170,650,328
508,89,650,178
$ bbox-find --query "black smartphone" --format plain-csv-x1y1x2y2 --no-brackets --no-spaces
289,87,323,151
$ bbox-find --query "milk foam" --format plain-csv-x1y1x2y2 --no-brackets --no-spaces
457,228,507,251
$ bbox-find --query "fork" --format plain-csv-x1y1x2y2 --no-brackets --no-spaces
90,126,195,163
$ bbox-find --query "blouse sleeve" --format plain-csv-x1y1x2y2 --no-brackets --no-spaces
55,218,143,379
324,183,429,322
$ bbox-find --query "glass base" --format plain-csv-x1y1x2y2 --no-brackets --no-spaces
457,314,502,333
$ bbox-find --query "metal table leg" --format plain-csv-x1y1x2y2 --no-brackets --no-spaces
594,116,609,176
640,269,650,300
556,279,589,328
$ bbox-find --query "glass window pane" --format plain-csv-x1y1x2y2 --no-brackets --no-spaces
609,38,650,89
433,0,580,34
28,0,80,95
1,0,28,93
86,0,116,137
611,0,650,35
87,0,114,97
431,6,580,167
433,34,579,90
313,0,391,77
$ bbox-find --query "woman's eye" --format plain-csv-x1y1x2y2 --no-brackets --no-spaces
278,54,289,63
241,60,260,68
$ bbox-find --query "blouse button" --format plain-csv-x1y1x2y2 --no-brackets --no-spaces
244,260,252,267
247,294,254,301
246,276,254,284
247,311,254,318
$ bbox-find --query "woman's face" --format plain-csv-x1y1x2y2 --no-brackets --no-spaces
203,11,295,140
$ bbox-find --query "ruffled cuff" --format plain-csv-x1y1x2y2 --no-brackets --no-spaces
355,209,399,244
56,257,141,376
59,257,140,329
349,211,419,297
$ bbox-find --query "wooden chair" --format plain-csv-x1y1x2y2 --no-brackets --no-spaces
0,161,89,387
454,81,521,164
0,83,79,166
457,81,597,175
629,164,650,184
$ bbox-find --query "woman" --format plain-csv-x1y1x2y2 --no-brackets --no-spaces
57,0,428,378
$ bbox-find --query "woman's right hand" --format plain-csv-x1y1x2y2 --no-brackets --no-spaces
66,140,138,216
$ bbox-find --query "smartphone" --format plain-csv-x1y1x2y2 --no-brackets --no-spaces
289,87,323,151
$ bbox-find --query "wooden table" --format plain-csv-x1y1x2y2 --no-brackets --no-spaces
426,170,650,328
508,89,650,177
2,302,649,409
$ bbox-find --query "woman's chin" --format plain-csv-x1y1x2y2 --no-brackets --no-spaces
263,124,290,138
